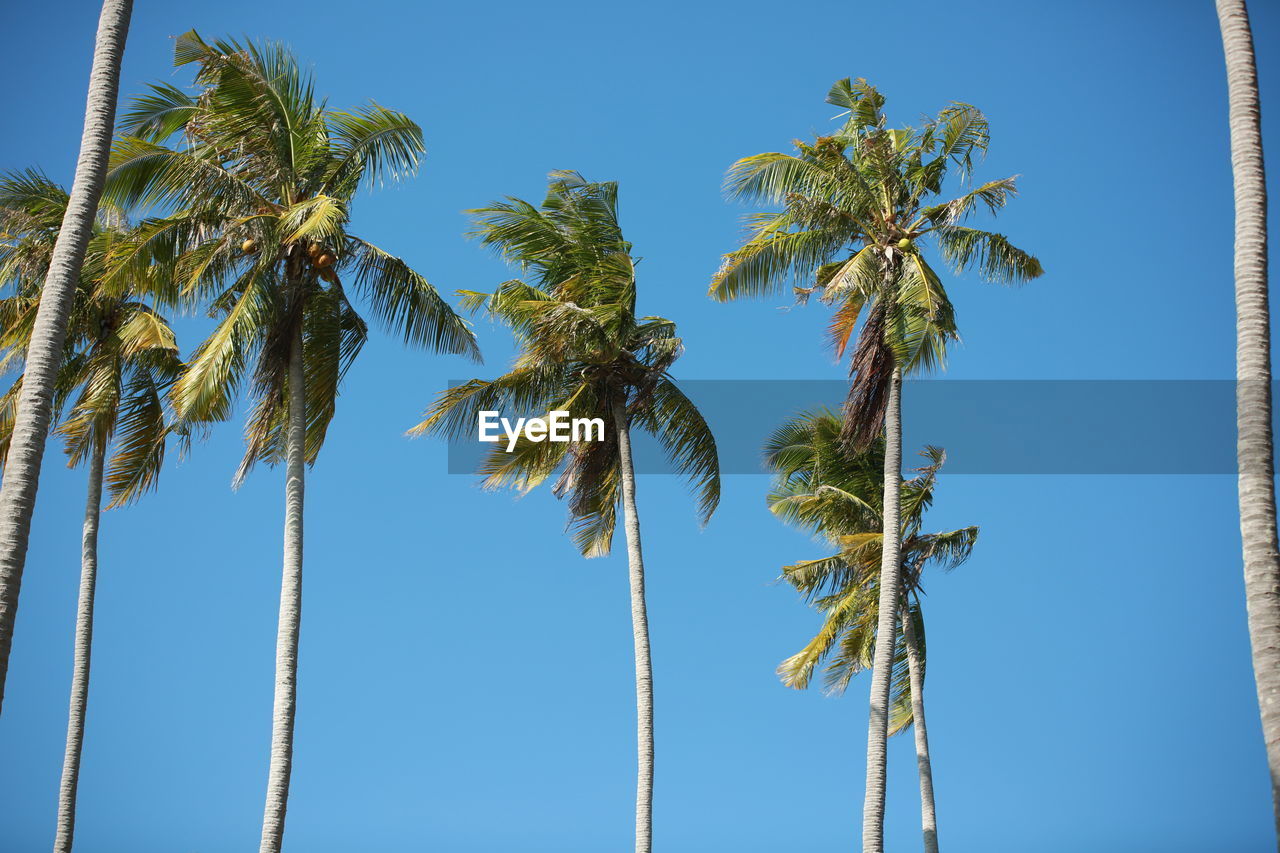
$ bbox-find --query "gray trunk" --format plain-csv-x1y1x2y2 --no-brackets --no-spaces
259,326,306,853
902,603,939,853
613,399,654,853
0,0,132,714
52,440,106,853
1216,1,1280,844
861,365,903,853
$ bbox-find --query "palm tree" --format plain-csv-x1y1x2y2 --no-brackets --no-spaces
765,410,975,853
102,32,479,853
711,79,1041,851
414,172,719,853
0,169,180,853
0,0,133,715
1215,2,1280,840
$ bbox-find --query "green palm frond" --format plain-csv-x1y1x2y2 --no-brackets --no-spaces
282,196,347,245
324,104,425,192
916,177,1018,227
934,225,1044,283
104,353,181,508
711,223,849,302
104,137,269,213
117,82,197,143
342,237,479,359
632,375,720,523
173,271,271,425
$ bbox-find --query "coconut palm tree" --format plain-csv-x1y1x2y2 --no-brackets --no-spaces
0,169,180,853
414,172,719,853
1215,2,1280,840
711,79,1041,851
0,0,133,715
765,409,975,853
102,32,479,853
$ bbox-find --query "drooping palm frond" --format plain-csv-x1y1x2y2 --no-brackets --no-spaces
345,237,479,359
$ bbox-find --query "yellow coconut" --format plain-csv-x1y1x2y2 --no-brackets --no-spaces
315,253,336,268
241,238,258,254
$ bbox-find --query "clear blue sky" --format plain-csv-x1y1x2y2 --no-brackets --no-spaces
1,0,1277,850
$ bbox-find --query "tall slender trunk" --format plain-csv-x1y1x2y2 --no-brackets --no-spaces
259,326,306,853
862,365,902,853
901,603,938,853
1216,2,1280,843
613,399,654,853
52,441,106,853
0,0,132,714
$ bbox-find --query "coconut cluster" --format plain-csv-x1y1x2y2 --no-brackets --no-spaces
238,237,340,282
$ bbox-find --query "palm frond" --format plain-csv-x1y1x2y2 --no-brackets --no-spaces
345,237,479,360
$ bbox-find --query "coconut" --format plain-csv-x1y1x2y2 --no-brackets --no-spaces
307,243,323,260
897,238,913,250
241,238,258,254
319,268,339,284
315,253,336,268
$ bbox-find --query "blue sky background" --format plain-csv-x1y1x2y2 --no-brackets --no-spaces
1,0,1278,850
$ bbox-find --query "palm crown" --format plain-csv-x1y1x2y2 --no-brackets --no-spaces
765,409,976,730
103,30,479,480
0,169,180,506
713,79,1043,445
415,172,719,556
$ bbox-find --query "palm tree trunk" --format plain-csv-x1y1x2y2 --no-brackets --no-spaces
1216,2,1280,843
901,603,939,853
259,326,306,853
52,440,106,853
862,365,903,853
0,0,132,714
613,399,655,853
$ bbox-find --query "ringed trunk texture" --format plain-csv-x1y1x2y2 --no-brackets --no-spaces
902,604,939,853
861,365,903,853
52,441,106,853
1216,0,1280,842
0,0,132,714
613,400,655,853
259,326,306,853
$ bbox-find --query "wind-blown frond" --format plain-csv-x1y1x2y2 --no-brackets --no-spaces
711,221,848,301
417,173,718,556
324,104,424,192
117,83,197,143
